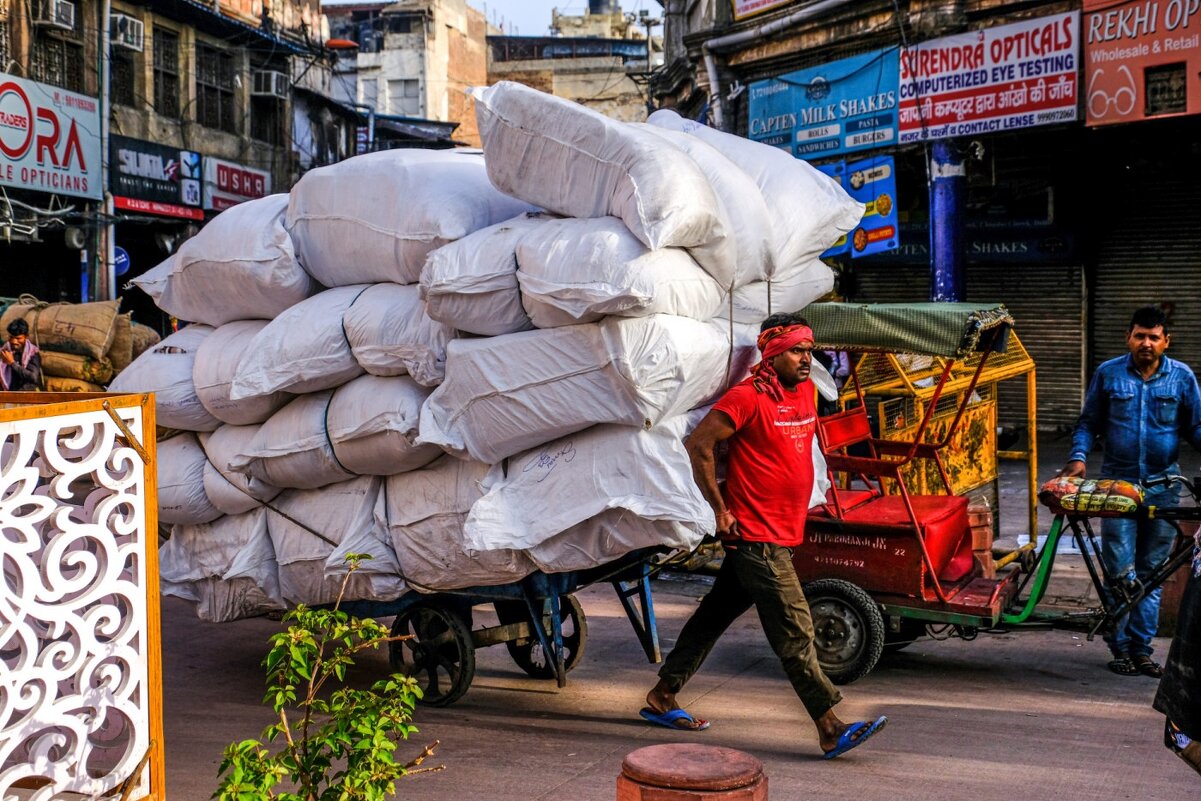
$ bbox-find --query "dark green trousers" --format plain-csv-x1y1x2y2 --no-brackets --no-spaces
658,541,842,721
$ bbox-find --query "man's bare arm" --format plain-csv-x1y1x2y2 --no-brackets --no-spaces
685,409,739,537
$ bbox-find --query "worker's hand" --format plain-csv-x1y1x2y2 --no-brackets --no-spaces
715,509,739,538
0,350,13,365
1060,459,1086,478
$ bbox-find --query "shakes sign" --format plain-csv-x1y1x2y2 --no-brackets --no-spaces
0,73,101,200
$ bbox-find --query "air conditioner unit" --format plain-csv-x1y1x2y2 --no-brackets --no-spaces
110,13,144,51
32,0,75,30
252,70,289,100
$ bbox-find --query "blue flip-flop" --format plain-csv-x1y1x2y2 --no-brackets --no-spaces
639,707,710,731
822,715,887,759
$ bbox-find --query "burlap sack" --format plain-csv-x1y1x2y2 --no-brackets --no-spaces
0,295,120,360
41,351,115,384
44,376,105,393
108,313,134,372
130,322,162,360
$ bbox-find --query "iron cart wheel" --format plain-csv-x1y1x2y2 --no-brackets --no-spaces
389,603,475,707
805,579,886,684
494,595,588,679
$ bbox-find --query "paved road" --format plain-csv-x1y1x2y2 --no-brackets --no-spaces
162,574,1196,800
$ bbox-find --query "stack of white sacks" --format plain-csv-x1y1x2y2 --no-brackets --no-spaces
118,82,863,622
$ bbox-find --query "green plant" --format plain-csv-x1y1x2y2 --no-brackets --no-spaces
215,555,442,801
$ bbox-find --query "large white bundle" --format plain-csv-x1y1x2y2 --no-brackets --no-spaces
326,375,441,476
717,260,835,324
711,319,763,390
157,433,222,525
231,285,366,400
638,124,774,286
469,82,734,282
382,457,536,591
194,320,293,425
514,217,725,327
159,509,285,622
229,392,353,490
286,149,535,287
199,424,283,515
268,476,405,606
420,213,551,336
647,109,864,276
528,512,702,574
464,417,713,552
418,315,731,463
132,195,315,326
342,283,455,387
108,325,219,431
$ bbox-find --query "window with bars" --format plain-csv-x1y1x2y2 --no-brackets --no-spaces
251,97,284,145
111,49,136,107
196,44,236,134
153,28,180,118
30,34,85,93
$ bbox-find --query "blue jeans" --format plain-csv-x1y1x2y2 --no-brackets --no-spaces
1101,484,1181,657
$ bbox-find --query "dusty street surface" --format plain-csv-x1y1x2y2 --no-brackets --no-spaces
162,572,1195,801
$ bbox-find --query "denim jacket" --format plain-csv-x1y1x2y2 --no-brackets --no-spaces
1070,354,1201,481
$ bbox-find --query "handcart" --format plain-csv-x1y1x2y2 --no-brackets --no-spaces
339,548,665,706
790,302,1196,683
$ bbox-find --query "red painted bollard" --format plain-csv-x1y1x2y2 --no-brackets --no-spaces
617,744,768,801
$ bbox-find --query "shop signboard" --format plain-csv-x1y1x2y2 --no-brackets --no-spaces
815,156,900,259
748,49,899,159
203,157,271,211
111,135,203,220
858,222,1075,265
1084,0,1201,126
733,0,794,22
817,163,851,258
898,11,1080,143
0,73,101,200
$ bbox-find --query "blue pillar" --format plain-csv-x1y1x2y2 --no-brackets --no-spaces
928,141,965,302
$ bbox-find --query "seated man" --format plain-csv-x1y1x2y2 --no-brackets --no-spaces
0,319,42,391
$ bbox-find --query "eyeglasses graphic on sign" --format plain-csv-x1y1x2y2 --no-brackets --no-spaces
1087,65,1136,120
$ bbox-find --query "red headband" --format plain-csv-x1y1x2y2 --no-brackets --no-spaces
757,324,814,360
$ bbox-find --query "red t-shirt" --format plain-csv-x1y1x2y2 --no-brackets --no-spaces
712,378,817,547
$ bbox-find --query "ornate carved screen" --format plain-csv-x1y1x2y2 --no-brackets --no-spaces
0,392,165,800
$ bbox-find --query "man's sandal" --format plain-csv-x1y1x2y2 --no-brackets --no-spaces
1107,656,1140,676
1132,654,1164,678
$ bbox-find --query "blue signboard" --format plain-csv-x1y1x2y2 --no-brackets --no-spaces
114,246,130,277
816,163,851,258
844,156,899,258
748,48,900,159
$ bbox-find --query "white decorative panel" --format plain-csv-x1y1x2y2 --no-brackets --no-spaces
0,402,158,800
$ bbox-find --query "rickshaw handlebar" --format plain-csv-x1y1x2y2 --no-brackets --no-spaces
1143,474,1201,502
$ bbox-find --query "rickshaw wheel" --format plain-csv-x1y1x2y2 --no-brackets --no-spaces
805,579,885,685
389,603,476,707
494,595,588,679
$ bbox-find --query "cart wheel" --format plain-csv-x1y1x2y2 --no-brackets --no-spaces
805,579,885,685
494,595,588,679
882,618,926,654
389,603,475,707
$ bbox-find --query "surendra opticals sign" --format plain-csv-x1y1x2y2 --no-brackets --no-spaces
0,73,101,200
748,49,899,159
1084,0,1201,126
111,135,203,220
898,12,1080,143
203,157,271,211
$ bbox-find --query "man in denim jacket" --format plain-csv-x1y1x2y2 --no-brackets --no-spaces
1063,306,1201,677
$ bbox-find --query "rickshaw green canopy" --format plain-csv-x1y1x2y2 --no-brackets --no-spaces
801,302,1014,358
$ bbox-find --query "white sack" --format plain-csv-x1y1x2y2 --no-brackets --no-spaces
716,260,835,324
418,315,731,463
342,283,455,386
469,82,735,282
464,417,713,552
157,433,222,525
267,476,405,606
327,375,442,476
194,320,293,425
638,124,774,286
159,509,285,622
382,457,536,591
231,285,367,400
228,392,354,490
132,195,315,326
647,109,864,276
528,512,703,574
286,149,535,287
200,424,283,515
108,325,219,431
514,217,725,327
420,213,551,336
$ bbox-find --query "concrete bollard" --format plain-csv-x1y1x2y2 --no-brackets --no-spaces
617,743,767,801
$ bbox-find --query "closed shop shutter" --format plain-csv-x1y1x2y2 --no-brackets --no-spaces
849,261,1084,429
1092,177,1201,375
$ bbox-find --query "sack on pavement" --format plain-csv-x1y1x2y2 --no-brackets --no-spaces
228,391,354,490
193,320,293,425
108,325,220,431
0,297,120,360
326,374,442,476
342,283,455,387
157,432,223,525
41,351,114,384
199,424,283,516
